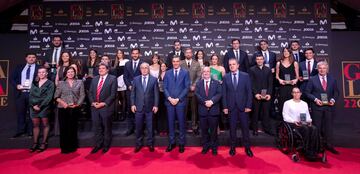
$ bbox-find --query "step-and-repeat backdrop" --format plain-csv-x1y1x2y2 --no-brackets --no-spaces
27,0,330,63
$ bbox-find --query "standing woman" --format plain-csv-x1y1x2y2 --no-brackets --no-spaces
157,62,168,137
209,54,226,83
149,54,161,78
83,49,100,118
29,67,55,152
195,50,208,68
276,47,299,119
55,51,73,86
54,66,85,154
114,50,129,120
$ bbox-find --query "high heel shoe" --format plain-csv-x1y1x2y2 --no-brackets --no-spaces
37,142,48,152
29,143,38,152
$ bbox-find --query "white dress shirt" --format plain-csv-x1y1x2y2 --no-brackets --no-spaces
21,63,36,88
282,99,312,123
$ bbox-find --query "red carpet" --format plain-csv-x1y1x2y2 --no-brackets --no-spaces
0,147,359,174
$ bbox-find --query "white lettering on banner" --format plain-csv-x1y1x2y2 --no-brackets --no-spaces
42,37,51,42
144,50,153,56
117,36,126,41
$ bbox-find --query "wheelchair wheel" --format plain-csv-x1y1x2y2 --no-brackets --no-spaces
276,122,294,154
291,153,300,162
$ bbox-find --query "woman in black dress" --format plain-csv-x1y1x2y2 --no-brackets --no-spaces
157,62,168,137
54,66,85,153
275,47,299,119
55,51,73,86
113,49,129,121
29,67,55,152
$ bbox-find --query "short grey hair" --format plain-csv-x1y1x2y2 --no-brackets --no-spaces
317,61,329,69
140,62,150,68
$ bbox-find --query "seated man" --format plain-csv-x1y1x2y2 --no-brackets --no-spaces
282,87,320,161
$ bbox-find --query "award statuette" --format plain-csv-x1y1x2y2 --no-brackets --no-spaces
300,113,307,125
88,67,94,77
284,74,291,84
23,79,31,89
302,70,309,80
49,63,57,74
260,89,267,99
320,93,329,105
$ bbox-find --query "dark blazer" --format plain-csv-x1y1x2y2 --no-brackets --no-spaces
249,65,273,96
251,51,277,70
223,49,249,73
124,59,144,88
166,51,185,69
163,68,190,107
89,74,117,111
195,79,222,116
293,52,306,63
43,46,67,64
299,60,318,77
304,74,339,111
222,71,252,111
11,63,40,97
130,75,159,113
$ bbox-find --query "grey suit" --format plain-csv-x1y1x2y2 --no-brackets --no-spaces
89,74,117,148
181,59,201,131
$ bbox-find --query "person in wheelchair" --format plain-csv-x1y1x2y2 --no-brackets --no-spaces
282,87,320,161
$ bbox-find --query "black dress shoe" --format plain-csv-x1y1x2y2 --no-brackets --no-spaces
134,146,142,153
212,148,218,156
245,147,254,157
37,143,48,152
124,130,134,136
201,147,209,154
90,146,102,154
179,145,185,153
165,144,176,152
148,145,155,152
102,147,110,154
326,146,339,154
229,147,236,156
12,133,23,139
29,143,38,152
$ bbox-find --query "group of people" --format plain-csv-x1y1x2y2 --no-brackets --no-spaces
11,36,339,160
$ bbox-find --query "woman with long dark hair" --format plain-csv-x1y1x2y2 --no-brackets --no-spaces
114,50,129,120
55,51,73,86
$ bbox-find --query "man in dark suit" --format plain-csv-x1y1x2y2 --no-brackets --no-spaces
11,53,40,138
123,48,144,136
43,36,66,80
131,62,159,153
305,61,339,154
164,56,190,153
290,41,305,62
299,48,318,94
195,66,222,155
180,48,201,135
166,40,185,69
223,39,250,73
222,58,253,157
251,40,277,73
89,63,117,154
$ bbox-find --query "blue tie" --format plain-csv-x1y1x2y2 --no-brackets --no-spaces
232,73,237,89
142,76,147,92
174,70,178,82
26,65,31,79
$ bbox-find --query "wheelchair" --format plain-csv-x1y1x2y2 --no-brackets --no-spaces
275,121,327,163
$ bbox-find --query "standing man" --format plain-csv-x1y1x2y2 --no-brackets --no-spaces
11,53,40,138
195,67,222,155
249,54,274,136
223,39,250,73
44,36,65,80
180,48,201,135
290,41,305,62
251,40,277,73
166,40,185,69
222,58,253,157
131,62,159,153
89,63,117,154
164,56,190,153
123,48,144,136
305,61,339,154
299,48,318,94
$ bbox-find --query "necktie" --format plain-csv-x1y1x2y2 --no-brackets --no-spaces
174,70,178,82
52,48,58,64
295,54,299,62
142,76,147,92
205,81,209,96
321,76,327,91
307,61,311,75
187,61,190,69
235,50,239,61
133,61,137,72
176,52,179,56
232,73,237,89
26,65,31,79
264,52,268,64
96,77,104,102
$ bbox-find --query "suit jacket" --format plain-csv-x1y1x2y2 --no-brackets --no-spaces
180,59,201,86
249,65,273,96
11,63,40,97
222,71,252,111
124,59,144,88
130,75,159,113
163,68,190,107
293,52,306,63
223,49,249,73
43,46,67,64
304,74,339,111
251,51,277,70
89,74,117,112
166,51,185,69
299,60,318,77
195,79,222,116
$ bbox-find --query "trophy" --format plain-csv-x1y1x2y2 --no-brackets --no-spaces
302,70,309,80
23,79,31,89
300,113,307,125
320,93,329,105
49,63,57,74
88,67,94,77
284,74,291,84
260,89,267,99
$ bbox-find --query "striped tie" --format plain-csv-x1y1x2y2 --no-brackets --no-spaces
96,77,104,102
